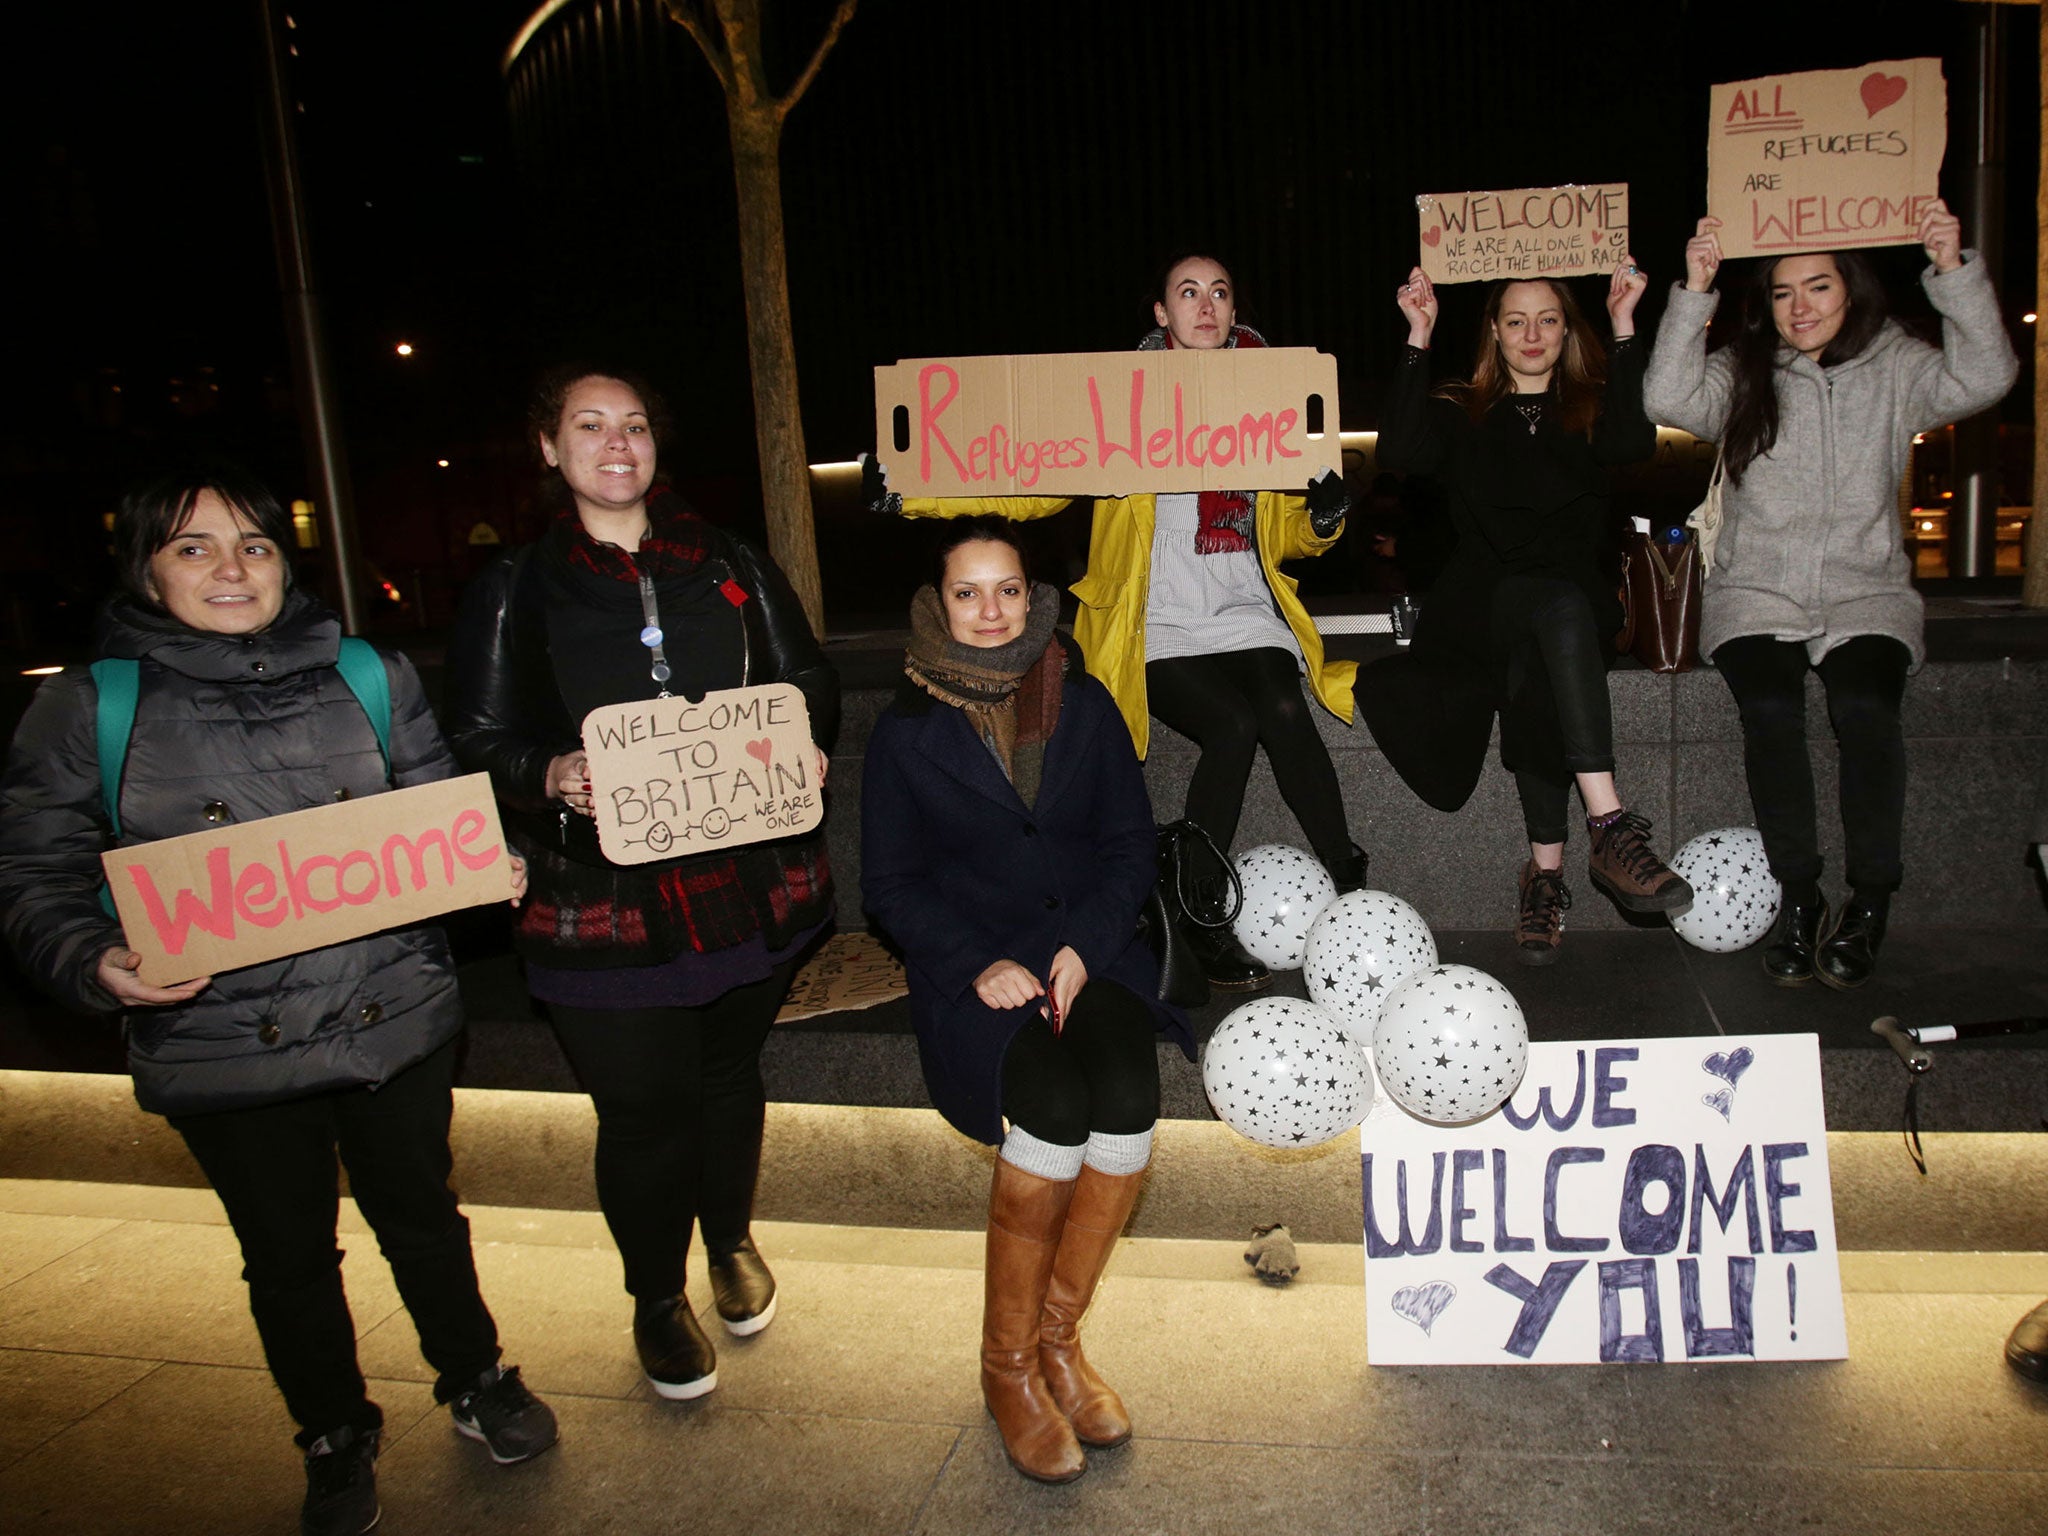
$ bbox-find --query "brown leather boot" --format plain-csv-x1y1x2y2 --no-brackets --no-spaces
1587,811,1692,914
1514,860,1571,967
1039,1164,1146,1448
982,1161,1085,1483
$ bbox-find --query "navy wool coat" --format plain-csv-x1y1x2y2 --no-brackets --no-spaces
861,663,1192,1144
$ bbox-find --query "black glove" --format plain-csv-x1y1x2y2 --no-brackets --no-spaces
1306,468,1349,538
860,453,902,516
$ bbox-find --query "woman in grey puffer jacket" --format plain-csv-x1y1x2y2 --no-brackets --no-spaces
1645,202,2017,990
0,467,556,1535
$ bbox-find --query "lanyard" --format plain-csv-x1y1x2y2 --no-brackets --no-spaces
637,572,672,697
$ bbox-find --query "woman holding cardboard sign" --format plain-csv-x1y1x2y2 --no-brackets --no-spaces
0,465,558,1536
1644,204,2017,987
862,516,1191,1483
872,254,1363,994
446,366,837,1403
1366,261,1690,963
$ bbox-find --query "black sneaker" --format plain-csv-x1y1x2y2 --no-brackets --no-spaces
707,1238,779,1337
450,1364,559,1464
634,1294,718,1400
301,1425,379,1536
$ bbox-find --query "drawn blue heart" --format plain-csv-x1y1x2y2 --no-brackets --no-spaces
1702,1046,1754,1088
1391,1280,1456,1335
1702,1087,1733,1121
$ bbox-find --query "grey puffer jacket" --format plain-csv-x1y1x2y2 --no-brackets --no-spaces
1643,255,2018,666
0,589,467,1116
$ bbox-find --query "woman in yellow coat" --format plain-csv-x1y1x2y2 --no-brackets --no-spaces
871,255,1362,990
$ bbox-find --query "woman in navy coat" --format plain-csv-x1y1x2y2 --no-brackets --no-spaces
862,518,1191,1485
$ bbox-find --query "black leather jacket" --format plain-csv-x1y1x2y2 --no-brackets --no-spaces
444,521,840,873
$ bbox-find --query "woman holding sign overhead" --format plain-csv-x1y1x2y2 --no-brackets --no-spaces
870,254,1364,994
862,516,1190,1483
1366,261,1689,963
446,366,837,1401
0,464,557,1535
1644,204,2016,987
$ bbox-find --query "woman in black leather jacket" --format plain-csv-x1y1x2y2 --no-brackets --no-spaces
0,465,556,1536
446,367,837,1402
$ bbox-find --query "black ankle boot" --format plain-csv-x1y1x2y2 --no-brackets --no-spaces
1815,894,1889,991
1325,843,1369,895
1762,896,1829,986
1183,878,1270,992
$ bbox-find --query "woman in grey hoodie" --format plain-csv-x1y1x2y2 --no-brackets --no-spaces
1645,203,2017,988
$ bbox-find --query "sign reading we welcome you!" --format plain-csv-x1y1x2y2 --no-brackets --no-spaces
1708,58,1947,259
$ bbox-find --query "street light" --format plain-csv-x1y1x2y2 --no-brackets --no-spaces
395,342,415,357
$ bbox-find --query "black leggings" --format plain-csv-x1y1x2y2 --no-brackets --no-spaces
1145,647,1351,866
549,957,798,1302
1492,575,1617,846
1711,634,1911,896
999,980,1160,1146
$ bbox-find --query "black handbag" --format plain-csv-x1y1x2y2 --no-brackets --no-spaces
1139,820,1240,1009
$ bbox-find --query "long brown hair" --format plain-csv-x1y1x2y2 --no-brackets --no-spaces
1439,278,1608,437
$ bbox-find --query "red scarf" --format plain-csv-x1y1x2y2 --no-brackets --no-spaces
1157,323,1263,555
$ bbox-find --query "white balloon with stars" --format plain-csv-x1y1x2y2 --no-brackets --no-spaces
1667,826,1782,954
1303,890,1438,1032
1372,964,1529,1125
1230,844,1338,970
1202,996,1372,1149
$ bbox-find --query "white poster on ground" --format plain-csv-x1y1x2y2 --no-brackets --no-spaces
1362,1033,1845,1365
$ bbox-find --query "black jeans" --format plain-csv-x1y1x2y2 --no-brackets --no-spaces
999,980,1161,1145
1711,634,1911,895
549,957,797,1302
1491,574,1616,846
1145,646,1351,867
172,1039,498,1445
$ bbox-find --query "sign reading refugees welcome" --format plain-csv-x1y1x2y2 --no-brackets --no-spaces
1361,1033,1846,1367
873,347,1341,498
104,774,514,986
582,683,821,866
1415,183,1630,284
1708,58,1947,259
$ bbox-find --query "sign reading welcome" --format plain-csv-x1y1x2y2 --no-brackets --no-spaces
1361,1034,1845,1366
104,774,513,986
873,347,1341,498
1708,58,1947,259
582,683,820,866
1415,183,1630,284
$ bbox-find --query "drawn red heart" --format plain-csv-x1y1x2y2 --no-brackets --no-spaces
1860,71,1907,118
1591,229,1603,248
745,738,773,768
1421,226,1441,248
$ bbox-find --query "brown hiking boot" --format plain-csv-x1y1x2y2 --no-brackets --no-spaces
1515,860,1571,966
1587,811,1692,914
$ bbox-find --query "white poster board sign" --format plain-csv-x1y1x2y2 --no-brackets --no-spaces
581,683,820,864
1362,1034,1845,1365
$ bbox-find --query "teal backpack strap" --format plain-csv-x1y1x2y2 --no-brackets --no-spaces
333,638,393,780
88,658,140,840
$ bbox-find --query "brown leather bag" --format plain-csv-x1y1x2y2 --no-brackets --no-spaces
1614,527,1702,673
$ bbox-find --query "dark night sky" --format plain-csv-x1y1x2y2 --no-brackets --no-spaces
2,0,2037,636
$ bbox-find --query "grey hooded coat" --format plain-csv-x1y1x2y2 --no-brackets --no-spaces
1643,256,2018,667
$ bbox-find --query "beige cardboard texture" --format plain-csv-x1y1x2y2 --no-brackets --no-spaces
103,774,513,986
582,682,820,866
873,347,1340,497
775,931,908,1022
1708,58,1947,259
1416,184,1630,284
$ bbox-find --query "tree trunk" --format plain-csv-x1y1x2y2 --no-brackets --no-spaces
2030,8,2048,606
725,103,826,635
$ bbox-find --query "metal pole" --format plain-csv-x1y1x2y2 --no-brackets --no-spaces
255,0,366,632
1952,3,2008,582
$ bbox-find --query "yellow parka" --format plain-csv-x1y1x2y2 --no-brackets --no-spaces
899,492,1356,758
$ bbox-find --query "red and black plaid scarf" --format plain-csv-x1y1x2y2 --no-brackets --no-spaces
558,493,716,584
1144,323,1264,555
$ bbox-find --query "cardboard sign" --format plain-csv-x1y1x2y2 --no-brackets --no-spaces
103,774,512,987
775,931,908,1023
1415,184,1630,284
582,683,819,865
1708,58,1947,258
1361,1034,1845,1366
873,347,1340,497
